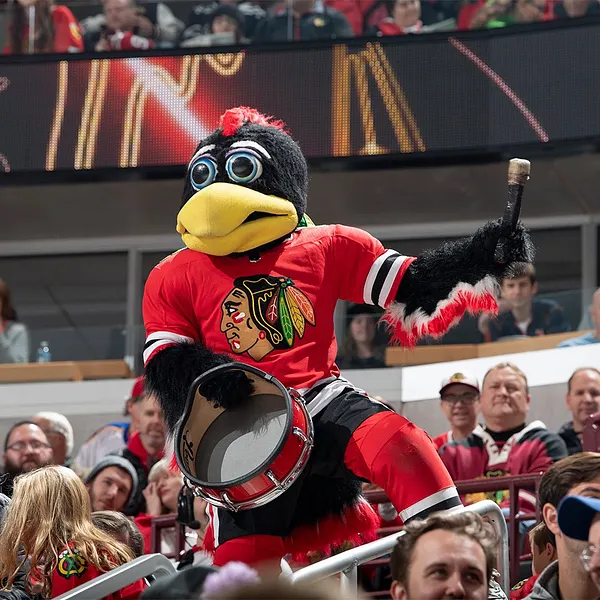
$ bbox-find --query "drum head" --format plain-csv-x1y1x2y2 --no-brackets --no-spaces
195,392,287,484
177,365,293,487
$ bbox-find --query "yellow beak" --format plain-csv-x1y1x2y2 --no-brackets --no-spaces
176,182,299,256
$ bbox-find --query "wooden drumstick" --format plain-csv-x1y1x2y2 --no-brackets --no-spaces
494,158,531,263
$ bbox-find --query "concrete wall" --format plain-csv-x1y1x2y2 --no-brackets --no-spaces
0,344,596,455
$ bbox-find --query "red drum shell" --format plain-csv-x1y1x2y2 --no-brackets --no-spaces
197,389,313,511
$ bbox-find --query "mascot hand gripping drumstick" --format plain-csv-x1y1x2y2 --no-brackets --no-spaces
143,107,534,567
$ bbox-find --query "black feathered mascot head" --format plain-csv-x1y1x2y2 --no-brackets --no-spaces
177,107,310,257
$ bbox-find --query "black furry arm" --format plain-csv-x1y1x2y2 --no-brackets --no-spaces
387,220,534,345
144,343,254,434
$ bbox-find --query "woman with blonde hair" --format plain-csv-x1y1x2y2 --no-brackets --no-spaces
135,459,209,561
0,466,145,599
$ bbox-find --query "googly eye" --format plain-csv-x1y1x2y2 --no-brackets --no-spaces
190,157,217,191
225,152,263,184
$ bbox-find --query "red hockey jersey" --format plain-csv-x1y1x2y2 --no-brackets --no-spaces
143,225,413,391
51,545,145,599
439,422,568,513
3,6,83,54
433,430,453,451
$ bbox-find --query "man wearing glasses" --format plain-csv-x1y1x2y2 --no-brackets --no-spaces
434,371,480,451
1,421,53,497
439,362,567,514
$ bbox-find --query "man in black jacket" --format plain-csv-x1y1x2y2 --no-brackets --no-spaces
559,368,600,455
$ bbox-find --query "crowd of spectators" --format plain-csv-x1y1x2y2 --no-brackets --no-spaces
2,0,599,55
0,355,598,598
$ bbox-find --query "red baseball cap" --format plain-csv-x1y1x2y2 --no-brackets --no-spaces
129,376,146,401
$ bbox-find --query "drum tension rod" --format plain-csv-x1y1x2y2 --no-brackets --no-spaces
266,470,285,490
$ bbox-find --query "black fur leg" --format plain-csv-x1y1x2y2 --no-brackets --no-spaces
144,343,253,434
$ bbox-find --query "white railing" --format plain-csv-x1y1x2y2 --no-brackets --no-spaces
52,501,508,599
289,500,510,597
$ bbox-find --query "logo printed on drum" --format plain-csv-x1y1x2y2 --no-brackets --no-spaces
181,431,195,470
220,275,315,361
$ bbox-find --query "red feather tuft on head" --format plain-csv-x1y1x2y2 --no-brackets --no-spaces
219,106,288,136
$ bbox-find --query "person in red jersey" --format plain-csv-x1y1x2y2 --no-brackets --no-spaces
4,0,83,54
0,466,145,599
142,106,534,567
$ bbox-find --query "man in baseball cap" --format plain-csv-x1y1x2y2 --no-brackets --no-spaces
433,371,480,451
73,377,146,474
558,494,600,593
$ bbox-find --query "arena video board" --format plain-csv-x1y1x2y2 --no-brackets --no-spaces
1,20,599,173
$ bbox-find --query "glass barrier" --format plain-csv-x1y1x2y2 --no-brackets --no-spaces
1,287,594,366
24,324,127,363
1,0,598,56
338,286,595,367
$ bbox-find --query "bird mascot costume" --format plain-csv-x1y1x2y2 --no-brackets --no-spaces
143,107,533,567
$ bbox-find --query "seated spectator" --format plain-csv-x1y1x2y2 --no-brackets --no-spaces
73,376,145,474
254,0,354,42
180,0,264,46
210,5,248,43
553,0,600,18
1,421,53,497
81,0,183,49
3,0,83,54
325,0,385,35
134,460,209,555
558,494,600,595
0,279,29,364
87,0,156,52
511,522,557,600
439,362,567,514
520,452,600,600
559,288,600,347
390,511,497,600
181,4,248,46
478,265,570,342
92,510,145,558
0,466,144,599
337,304,386,369
32,411,74,467
433,371,480,451
85,455,139,513
459,0,552,29
370,0,424,35
558,368,600,455
530,522,557,576
116,391,166,516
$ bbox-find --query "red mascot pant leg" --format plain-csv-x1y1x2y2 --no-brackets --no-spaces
213,535,285,567
344,411,460,522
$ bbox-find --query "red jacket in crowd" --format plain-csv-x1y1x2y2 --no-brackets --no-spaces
439,422,568,513
3,5,83,54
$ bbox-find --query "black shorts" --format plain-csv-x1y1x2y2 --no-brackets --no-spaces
213,387,390,545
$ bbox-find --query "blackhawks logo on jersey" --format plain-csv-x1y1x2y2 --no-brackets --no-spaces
57,548,87,579
220,275,315,361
